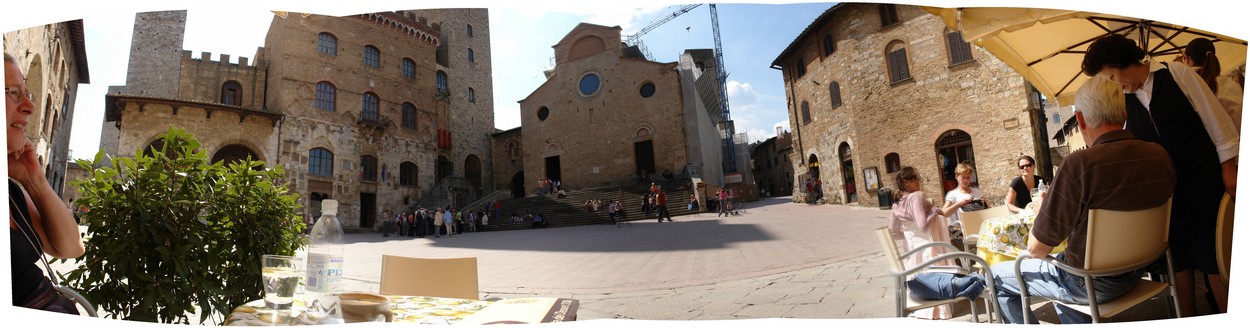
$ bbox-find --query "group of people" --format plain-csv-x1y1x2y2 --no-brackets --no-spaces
802,175,823,204
535,177,561,196
640,183,673,223
382,206,488,238
889,36,1238,323
505,210,548,228
712,187,743,217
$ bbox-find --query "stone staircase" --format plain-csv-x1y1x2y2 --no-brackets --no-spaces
481,178,701,231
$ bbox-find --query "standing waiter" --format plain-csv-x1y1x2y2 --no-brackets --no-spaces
1081,34,1238,315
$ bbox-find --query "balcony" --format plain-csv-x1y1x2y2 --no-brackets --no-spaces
357,113,392,130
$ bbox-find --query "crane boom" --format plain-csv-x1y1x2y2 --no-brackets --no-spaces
710,4,737,173
623,4,703,46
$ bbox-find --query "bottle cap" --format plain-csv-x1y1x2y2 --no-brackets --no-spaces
321,199,338,214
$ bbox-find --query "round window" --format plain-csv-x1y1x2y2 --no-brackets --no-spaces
579,73,601,96
537,106,550,121
639,83,656,98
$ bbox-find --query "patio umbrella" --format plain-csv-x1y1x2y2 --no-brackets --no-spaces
922,7,1246,107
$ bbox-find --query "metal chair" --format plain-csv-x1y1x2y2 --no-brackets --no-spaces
1216,193,1234,284
1015,199,1180,323
379,255,481,300
958,205,1010,251
874,227,998,322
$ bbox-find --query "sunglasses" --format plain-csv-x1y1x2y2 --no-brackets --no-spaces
1019,163,1034,169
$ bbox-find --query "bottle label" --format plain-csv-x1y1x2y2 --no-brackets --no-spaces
306,252,344,293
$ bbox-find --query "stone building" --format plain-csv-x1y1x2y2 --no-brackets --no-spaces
101,10,492,229
771,3,1044,208
489,127,525,198
3,19,90,197
750,131,795,198
510,23,725,190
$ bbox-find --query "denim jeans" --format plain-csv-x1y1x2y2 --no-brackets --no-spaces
990,254,1141,324
907,272,986,300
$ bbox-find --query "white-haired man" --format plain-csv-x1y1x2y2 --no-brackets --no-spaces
989,76,1177,324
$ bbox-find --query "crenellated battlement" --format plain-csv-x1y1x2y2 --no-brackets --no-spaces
181,50,258,67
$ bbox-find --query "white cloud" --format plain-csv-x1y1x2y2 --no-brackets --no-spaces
726,80,759,107
745,128,770,144
774,120,791,135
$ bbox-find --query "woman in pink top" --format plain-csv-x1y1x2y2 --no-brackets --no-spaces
889,166,956,320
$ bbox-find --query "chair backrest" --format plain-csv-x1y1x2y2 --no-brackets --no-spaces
959,206,1008,237
1216,193,1234,283
379,255,480,300
874,227,905,273
1084,199,1171,271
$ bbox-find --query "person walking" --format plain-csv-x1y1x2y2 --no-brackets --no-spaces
717,188,729,217
656,189,672,222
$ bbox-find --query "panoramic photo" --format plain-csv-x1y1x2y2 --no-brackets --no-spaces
4,0,1245,326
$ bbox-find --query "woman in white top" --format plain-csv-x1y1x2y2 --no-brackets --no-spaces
940,162,983,228
889,166,955,320
1178,38,1243,132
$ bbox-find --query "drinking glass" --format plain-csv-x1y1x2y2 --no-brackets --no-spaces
262,255,303,310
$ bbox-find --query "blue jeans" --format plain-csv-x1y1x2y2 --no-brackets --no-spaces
908,272,986,300
990,254,1141,324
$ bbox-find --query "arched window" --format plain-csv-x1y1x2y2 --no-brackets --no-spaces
315,82,336,111
829,81,842,109
879,3,900,27
317,33,337,55
935,130,977,195
801,101,812,125
361,92,379,122
360,155,378,182
402,102,417,129
309,148,334,176
822,33,835,57
363,45,380,68
400,161,418,186
436,71,448,93
467,88,475,103
402,58,416,79
221,80,242,106
946,30,974,65
886,41,911,84
467,24,474,38
885,153,901,173
793,57,806,78
467,48,475,62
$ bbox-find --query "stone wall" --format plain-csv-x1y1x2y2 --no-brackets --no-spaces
416,9,497,195
490,128,524,196
777,4,1037,208
3,20,89,197
519,24,688,190
102,11,187,164
177,50,266,108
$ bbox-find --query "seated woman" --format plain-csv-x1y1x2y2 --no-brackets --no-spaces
940,162,984,230
1004,155,1046,214
555,188,567,199
889,166,957,320
531,214,547,228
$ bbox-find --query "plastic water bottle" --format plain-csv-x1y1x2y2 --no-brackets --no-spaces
305,200,345,323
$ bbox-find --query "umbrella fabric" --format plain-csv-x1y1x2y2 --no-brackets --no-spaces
923,7,1246,107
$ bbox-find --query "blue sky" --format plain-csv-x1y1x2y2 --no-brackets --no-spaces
3,0,1246,161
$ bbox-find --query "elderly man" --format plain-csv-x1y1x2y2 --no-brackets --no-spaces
989,76,1177,324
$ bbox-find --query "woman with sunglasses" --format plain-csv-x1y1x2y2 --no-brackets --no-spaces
1004,155,1046,214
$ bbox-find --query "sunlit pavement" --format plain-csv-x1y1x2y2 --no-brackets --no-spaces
51,197,1208,323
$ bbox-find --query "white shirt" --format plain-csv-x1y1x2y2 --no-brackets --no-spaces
1128,61,1239,162
944,187,983,227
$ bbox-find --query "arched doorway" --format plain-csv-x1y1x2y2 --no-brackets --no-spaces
806,154,821,203
839,142,857,203
464,154,482,191
211,144,262,168
934,129,978,196
436,155,453,183
510,171,525,198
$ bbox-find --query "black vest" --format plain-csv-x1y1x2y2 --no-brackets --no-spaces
1124,67,1225,221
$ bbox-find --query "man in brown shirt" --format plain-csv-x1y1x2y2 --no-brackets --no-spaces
990,76,1177,324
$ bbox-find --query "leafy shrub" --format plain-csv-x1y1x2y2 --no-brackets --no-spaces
63,126,306,324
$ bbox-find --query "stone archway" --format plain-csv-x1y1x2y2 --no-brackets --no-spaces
211,144,263,168
464,154,482,191
839,142,857,203
934,129,978,196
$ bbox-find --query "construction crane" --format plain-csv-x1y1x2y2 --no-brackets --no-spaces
622,4,739,173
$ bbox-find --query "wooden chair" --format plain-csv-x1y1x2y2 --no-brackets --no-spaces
379,255,480,300
1015,199,1180,323
874,227,999,322
1216,193,1234,284
958,205,1010,251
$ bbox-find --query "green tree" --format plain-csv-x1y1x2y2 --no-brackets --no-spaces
63,126,306,324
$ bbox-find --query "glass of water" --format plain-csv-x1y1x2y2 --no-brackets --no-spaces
262,255,303,310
